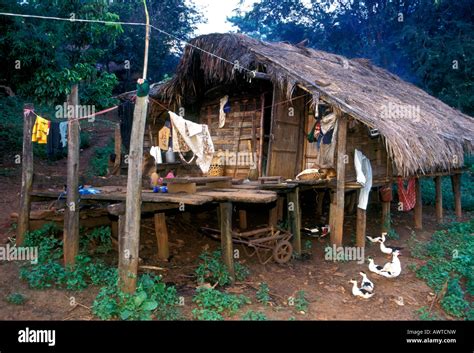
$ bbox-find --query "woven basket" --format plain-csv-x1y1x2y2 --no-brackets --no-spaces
207,155,224,177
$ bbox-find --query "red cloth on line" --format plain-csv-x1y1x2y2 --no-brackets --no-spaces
397,177,416,211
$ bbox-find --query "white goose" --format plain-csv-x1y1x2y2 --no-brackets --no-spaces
359,271,374,293
349,279,374,299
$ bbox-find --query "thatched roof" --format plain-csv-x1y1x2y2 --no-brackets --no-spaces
157,33,474,176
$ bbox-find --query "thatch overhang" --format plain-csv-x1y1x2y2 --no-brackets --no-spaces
154,33,474,176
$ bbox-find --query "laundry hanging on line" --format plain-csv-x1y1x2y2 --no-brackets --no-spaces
397,177,416,211
59,121,68,147
158,125,171,151
169,112,214,173
150,146,162,164
354,149,373,210
32,116,50,144
46,121,63,158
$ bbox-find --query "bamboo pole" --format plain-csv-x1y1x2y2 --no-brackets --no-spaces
17,104,35,245
434,176,443,223
64,84,80,265
414,178,422,229
451,174,462,220
120,0,151,293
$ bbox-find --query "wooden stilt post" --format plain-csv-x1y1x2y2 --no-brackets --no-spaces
287,187,302,256
381,201,391,233
113,123,121,175
64,84,80,265
154,213,169,261
17,104,35,245
239,210,247,230
451,174,462,220
276,196,284,222
269,203,278,227
315,191,324,222
220,202,235,283
329,191,336,236
414,178,422,229
356,208,366,248
117,213,127,282
120,0,151,293
332,114,347,247
435,176,443,223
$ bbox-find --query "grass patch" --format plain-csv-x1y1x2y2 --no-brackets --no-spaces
192,287,250,320
195,250,250,287
6,293,27,305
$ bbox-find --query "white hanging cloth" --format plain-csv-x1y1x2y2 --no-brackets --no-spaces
169,112,215,173
150,146,162,164
354,149,372,210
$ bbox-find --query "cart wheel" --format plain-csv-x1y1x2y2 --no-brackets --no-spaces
273,240,293,264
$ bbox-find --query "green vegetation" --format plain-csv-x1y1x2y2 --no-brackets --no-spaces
92,273,180,321
88,138,115,176
411,220,473,319
256,282,271,305
195,250,250,287
192,287,250,320
294,290,309,313
6,293,27,305
19,224,116,290
416,306,442,321
242,310,267,321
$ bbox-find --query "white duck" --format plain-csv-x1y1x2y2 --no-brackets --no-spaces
378,238,403,255
359,271,374,293
379,250,402,278
367,257,384,275
349,279,374,299
366,235,382,243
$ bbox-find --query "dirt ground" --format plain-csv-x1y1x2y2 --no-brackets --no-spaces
0,124,467,321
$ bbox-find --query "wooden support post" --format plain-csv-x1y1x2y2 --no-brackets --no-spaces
113,123,121,176
332,115,347,247
154,213,169,261
269,203,278,227
64,85,80,265
414,178,422,229
356,208,366,248
17,104,35,245
435,176,443,223
450,174,462,220
329,191,336,235
220,202,235,283
287,188,302,256
120,0,151,293
315,191,324,222
381,201,391,233
239,210,247,230
117,213,127,282
277,196,284,221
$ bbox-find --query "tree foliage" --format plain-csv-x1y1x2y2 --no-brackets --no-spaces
230,0,474,115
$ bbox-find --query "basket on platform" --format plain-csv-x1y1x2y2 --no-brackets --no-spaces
207,155,225,177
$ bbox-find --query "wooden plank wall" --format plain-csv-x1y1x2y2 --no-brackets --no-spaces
199,95,262,178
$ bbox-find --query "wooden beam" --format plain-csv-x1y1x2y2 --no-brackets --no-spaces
239,210,247,230
287,187,302,256
332,114,347,247
276,196,284,221
435,176,443,223
414,178,422,229
17,104,35,245
451,174,462,220
64,85,80,265
269,203,278,227
356,208,366,248
220,202,235,283
154,213,169,261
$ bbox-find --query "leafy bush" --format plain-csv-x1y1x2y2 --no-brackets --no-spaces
81,226,112,254
93,274,180,321
88,138,115,176
416,307,441,321
6,293,27,305
242,310,267,321
195,250,250,287
192,287,250,320
256,282,271,305
294,291,309,313
415,220,473,319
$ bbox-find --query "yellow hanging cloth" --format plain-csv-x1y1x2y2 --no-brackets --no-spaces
32,116,50,144
158,126,170,151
